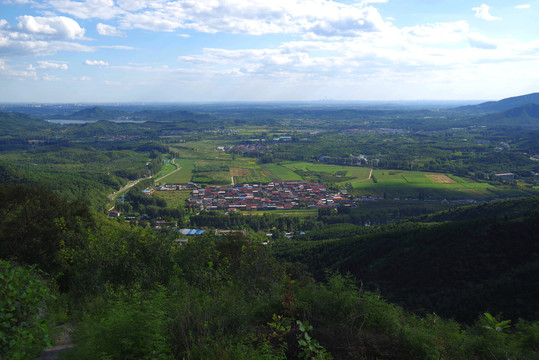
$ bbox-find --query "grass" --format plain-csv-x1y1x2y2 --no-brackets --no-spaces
152,190,191,208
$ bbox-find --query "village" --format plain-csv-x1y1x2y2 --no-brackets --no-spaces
186,181,355,211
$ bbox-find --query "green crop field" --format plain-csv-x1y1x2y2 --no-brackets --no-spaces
232,166,276,184
152,190,192,208
279,161,371,184
193,171,231,185
157,159,194,184
351,170,494,199
263,163,304,181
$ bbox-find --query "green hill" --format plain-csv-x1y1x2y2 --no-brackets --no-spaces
455,92,539,113
0,111,49,135
474,103,539,128
273,197,539,322
65,106,128,120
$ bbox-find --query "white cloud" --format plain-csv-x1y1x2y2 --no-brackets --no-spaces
472,4,501,21
515,4,531,9
74,75,91,80
0,38,93,56
116,0,155,11
175,26,539,87
0,58,37,78
42,74,61,80
47,0,123,20
84,59,109,65
0,16,93,57
37,60,69,69
404,21,469,44
467,33,497,49
96,23,126,36
3,0,34,4
47,0,391,38
16,15,85,39
98,45,134,50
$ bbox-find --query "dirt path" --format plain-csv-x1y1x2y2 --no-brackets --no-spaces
108,177,145,201
155,161,182,183
107,159,181,211
107,177,148,211
35,323,75,360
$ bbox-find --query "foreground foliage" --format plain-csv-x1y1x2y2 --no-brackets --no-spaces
0,261,52,360
1,185,539,359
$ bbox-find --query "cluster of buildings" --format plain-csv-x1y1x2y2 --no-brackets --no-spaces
187,181,355,211
218,143,274,153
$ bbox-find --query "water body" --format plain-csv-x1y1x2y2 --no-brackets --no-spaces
46,119,146,124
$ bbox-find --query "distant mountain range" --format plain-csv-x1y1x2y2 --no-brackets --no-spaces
485,102,539,124
62,106,214,123
450,93,539,128
455,92,539,113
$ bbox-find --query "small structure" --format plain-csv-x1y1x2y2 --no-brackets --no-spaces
178,228,206,236
108,210,120,218
494,173,515,180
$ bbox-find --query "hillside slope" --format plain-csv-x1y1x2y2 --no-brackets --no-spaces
455,92,539,113
273,197,539,322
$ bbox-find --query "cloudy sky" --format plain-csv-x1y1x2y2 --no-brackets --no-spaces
0,0,538,102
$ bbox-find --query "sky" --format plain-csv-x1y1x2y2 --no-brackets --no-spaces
0,0,538,103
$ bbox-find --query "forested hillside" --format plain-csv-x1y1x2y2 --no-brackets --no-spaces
272,197,539,323
2,183,539,360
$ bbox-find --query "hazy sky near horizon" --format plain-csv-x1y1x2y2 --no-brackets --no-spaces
1,0,538,102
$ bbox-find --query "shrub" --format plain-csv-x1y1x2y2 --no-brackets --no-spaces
64,286,171,360
0,260,52,360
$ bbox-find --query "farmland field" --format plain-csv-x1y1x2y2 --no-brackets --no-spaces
263,163,304,181
152,190,192,208
280,161,371,184
233,165,275,184
157,159,194,184
156,155,524,200
352,170,494,199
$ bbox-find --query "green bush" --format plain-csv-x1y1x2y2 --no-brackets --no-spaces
0,260,52,360
64,286,171,360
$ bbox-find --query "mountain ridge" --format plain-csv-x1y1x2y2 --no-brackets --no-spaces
454,92,539,113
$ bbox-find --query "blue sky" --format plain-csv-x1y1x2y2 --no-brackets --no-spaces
0,0,537,102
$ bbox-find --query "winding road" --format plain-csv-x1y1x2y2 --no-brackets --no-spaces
107,158,181,211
